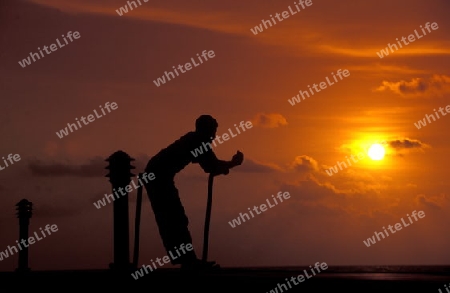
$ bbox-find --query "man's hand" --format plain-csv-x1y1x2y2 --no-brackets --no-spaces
210,151,243,176
231,150,244,167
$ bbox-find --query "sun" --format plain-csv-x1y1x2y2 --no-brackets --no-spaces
367,143,385,160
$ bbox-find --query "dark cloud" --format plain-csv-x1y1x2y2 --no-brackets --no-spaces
27,152,151,178
275,176,354,220
29,156,107,177
289,155,320,173
138,154,281,175
34,185,52,193
375,75,450,97
388,138,429,151
415,194,447,210
251,113,288,128
233,158,282,173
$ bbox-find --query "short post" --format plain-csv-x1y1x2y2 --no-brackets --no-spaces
15,199,32,273
105,150,135,271
133,173,144,269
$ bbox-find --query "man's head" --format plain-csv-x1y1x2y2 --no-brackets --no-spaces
195,115,218,140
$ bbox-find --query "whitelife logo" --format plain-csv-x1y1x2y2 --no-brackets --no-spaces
131,243,193,280
153,50,215,87
0,154,21,172
376,22,439,58
0,224,58,262
414,104,450,130
56,102,118,139
190,120,253,158
250,0,313,35
18,31,81,68
287,69,350,106
363,210,425,247
324,141,387,176
93,172,155,209
228,192,290,228
266,262,328,293
115,0,149,16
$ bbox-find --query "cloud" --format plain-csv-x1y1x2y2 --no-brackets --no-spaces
388,138,429,151
374,74,450,97
27,0,248,36
278,175,348,211
320,45,450,58
289,155,320,173
28,156,108,177
346,63,430,77
415,193,448,210
251,113,288,128
234,158,282,173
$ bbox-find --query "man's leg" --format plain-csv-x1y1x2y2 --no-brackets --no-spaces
145,180,197,265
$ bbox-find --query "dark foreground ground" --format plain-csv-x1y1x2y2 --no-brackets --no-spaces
1,266,449,292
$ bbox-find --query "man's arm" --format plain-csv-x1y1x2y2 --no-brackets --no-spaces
211,159,238,176
196,149,243,175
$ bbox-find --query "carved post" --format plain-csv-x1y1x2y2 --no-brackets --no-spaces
15,199,32,273
105,150,135,271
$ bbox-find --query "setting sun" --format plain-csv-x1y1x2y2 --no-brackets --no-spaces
367,143,385,160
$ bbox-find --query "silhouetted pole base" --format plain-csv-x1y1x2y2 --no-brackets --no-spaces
202,174,214,262
109,262,135,272
132,173,144,270
105,151,136,273
16,199,32,273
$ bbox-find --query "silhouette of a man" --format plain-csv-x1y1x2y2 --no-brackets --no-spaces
144,115,244,271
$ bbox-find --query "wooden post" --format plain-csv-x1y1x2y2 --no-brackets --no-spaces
105,150,135,271
133,173,144,269
15,199,32,273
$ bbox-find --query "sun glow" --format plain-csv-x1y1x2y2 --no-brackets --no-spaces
368,143,385,160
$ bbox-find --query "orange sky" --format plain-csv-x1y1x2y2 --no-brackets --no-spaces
0,0,449,271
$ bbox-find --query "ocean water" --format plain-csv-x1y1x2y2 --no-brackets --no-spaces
0,265,449,290
231,265,450,273
221,265,450,281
